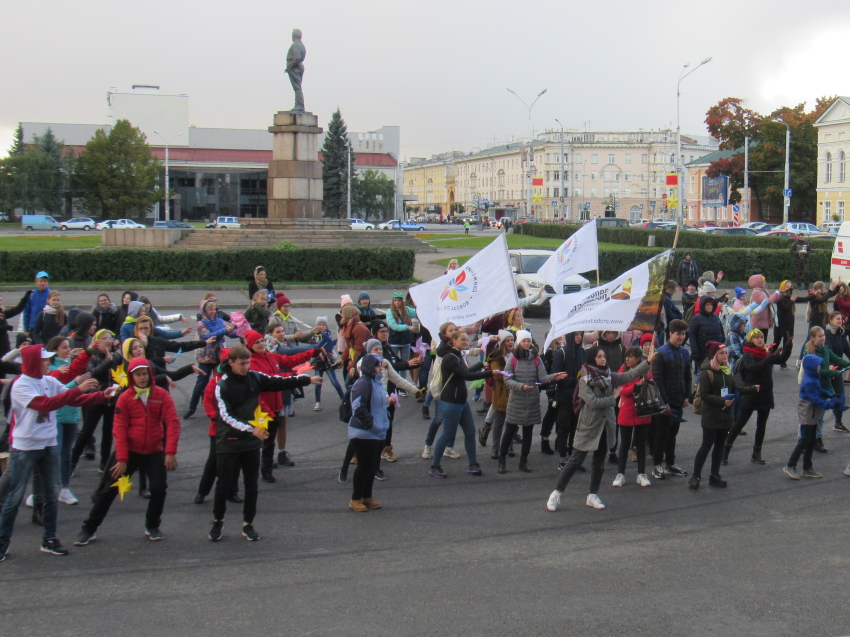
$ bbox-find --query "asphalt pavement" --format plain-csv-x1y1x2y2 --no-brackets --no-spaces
3,300,850,636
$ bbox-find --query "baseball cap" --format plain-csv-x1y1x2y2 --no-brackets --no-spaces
36,271,49,279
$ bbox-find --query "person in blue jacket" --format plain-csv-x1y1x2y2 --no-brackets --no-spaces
118,301,190,344
23,271,50,333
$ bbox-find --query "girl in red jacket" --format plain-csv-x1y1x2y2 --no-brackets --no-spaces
613,347,653,488
75,357,181,546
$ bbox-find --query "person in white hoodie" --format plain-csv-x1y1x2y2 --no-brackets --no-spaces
0,345,115,561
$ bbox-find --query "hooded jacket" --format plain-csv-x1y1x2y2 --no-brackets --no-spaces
349,354,390,441
10,345,106,450
69,311,95,350
112,357,181,462
551,332,586,402
688,300,725,361
725,313,748,361
651,341,691,409
340,314,372,373
748,275,781,330
596,333,626,373
0,291,31,358
244,330,317,414
436,340,492,405
798,354,838,423
92,301,118,334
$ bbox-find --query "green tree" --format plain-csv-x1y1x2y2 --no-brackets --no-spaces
353,170,395,221
10,123,25,156
321,109,356,218
704,96,832,220
72,119,162,219
0,150,63,213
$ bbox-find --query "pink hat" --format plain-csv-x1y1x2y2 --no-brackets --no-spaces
340,294,353,307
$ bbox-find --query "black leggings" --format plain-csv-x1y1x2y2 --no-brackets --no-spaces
726,407,770,454
499,424,533,459
554,403,578,457
198,436,239,498
554,430,607,494
72,403,114,467
693,428,728,479
540,401,557,439
351,438,381,501
617,424,648,474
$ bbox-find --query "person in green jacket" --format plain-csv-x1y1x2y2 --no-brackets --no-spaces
463,220,470,235
804,325,850,453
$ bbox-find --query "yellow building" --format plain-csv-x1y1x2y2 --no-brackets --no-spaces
402,154,458,215
814,96,850,224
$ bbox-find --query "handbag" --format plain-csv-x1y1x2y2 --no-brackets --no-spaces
635,380,667,417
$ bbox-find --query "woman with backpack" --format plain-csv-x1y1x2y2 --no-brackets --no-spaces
497,330,566,474
722,328,791,466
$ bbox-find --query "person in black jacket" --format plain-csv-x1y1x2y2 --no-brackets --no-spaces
209,345,319,542
114,291,138,329
0,291,31,360
772,281,806,370
550,331,586,469
248,266,275,305
722,328,792,465
651,319,691,480
92,294,118,335
677,252,698,290
133,316,210,369
32,291,66,345
822,312,850,432
428,330,492,478
688,296,724,385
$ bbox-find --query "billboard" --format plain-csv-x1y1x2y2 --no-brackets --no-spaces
702,175,728,207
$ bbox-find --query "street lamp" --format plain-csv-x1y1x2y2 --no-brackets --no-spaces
555,118,566,222
153,129,183,222
676,56,712,225
773,117,791,224
507,88,547,219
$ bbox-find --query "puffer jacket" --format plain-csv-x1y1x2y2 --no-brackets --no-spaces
651,342,691,409
486,351,510,412
616,363,652,426
804,286,836,327
748,275,781,330
799,354,838,423
504,351,557,426
738,342,791,410
688,301,725,361
112,358,181,462
436,340,492,405
696,358,757,430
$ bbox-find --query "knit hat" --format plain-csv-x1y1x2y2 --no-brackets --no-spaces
340,294,353,307
364,338,382,354
371,319,389,334
244,330,264,350
497,329,514,345
687,278,699,289
315,316,329,327
358,291,370,302
700,281,716,296
640,333,655,347
779,280,793,292
275,294,291,309
706,341,726,360
746,328,764,342
515,329,533,344
734,287,746,299
15,332,31,348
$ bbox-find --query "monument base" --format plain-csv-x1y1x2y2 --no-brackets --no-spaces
267,111,323,219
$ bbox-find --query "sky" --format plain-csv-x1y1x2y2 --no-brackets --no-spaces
1,0,849,161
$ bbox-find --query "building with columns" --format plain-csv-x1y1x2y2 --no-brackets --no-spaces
814,96,850,225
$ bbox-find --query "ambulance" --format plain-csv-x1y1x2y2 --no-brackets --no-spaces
829,221,850,282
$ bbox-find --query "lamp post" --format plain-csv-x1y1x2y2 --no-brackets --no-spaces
773,118,791,224
507,88,547,219
153,130,183,221
676,56,712,225
555,118,566,222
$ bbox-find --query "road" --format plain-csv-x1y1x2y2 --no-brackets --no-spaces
3,302,850,637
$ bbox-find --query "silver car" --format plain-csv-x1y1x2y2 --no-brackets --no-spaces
508,249,590,312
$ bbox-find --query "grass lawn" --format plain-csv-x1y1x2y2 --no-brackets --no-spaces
0,236,102,251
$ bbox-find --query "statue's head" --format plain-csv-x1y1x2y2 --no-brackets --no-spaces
292,28,302,40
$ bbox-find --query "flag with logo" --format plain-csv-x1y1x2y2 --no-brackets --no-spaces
410,233,518,337
536,222,599,293
543,250,673,350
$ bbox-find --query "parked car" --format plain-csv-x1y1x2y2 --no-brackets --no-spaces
153,220,193,229
378,219,400,230
643,221,677,230
0,212,9,222
22,215,61,231
630,218,650,227
399,221,427,232
773,222,820,235
692,221,717,228
209,216,241,229
349,218,375,230
96,218,146,230
755,223,779,233
820,221,842,234
596,217,629,229
763,230,834,241
717,221,738,228
739,221,769,231
708,227,757,236
508,249,590,313
60,217,96,231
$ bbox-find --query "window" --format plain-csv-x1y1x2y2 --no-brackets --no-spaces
603,188,611,197
564,153,569,163
553,171,559,181
824,201,831,221
641,154,648,164
624,188,631,197
839,201,845,221
574,171,582,181
840,151,846,183
591,154,598,164
608,154,615,164
641,172,648,182
591,188,598,198
624,173,631,182
201,178,216,195
603,171,611,182
553,188,559,197
176,177,195,188
641,187,648,197
574,188,582,197
591,172,598,181
574,153,582,163
625,154,632,164
826,153,833,183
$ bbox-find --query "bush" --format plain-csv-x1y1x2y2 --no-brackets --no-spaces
0,246,416,283
516,223,835,251
594,247,829,283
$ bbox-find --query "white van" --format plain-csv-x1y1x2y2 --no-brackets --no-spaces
829,221,850,282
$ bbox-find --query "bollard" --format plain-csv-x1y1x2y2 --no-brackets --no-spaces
648,234,656,247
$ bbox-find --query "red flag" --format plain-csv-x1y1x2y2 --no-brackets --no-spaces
665,173,678,186
532,178,543,186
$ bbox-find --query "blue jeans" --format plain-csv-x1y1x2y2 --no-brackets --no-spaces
424,391,434,408
315,368,345,402
390,344,411,379
0,446,61,542
424,399,456,448
56,422,77,487
418,354,432,391
431,401,476,466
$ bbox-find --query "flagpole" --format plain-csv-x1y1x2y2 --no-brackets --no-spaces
651,225,681,338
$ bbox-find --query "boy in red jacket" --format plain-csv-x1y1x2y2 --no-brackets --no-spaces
75,357,181,545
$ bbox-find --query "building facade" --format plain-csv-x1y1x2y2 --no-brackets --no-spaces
403,153,460,215
814,96,850,225
684,148,762,224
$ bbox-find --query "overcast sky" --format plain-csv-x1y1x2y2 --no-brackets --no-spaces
1,0,848,160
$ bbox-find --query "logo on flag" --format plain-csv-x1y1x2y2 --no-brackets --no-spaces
557,237,575,265
537,222,599,293
440,270,469,302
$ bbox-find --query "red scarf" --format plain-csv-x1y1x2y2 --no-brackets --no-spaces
743,344,768,360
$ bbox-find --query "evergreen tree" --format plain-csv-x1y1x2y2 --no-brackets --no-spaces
10,123,25,156
353,170,395,221
32,128,67,213
321,109,356,218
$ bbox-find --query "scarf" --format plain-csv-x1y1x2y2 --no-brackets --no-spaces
134,386,150,403
742,344,769,360
275,309,292,323
582,363,610,389
123,316,138,324
826,323,841,335
43,304,57,314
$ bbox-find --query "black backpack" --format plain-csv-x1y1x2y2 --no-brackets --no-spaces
339,383,354,423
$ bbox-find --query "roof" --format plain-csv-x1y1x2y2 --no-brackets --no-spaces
686,147,742,167
814,96,850,127
317,151,397,167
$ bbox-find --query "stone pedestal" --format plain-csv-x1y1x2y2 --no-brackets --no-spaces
267,111,323,219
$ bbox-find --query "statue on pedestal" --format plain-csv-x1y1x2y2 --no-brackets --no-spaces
286,29,306,113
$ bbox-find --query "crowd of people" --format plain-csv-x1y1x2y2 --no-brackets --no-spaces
1,252,849,559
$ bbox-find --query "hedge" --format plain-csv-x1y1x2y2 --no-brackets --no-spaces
516,223,835,251
0,247,416,283
594,248,829,283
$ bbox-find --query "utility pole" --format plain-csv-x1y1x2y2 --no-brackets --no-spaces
346,144,352,219
676,57,712,225
153,129,182,221
744,136,749,223
555,119,565,222
507,88,547,219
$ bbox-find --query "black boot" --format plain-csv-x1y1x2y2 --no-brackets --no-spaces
491,446,499,460
497,458,507,474
476,401,491,416
421,405,430,420
751,452,765,465
519,456,532,473
541,438,554,455
815,438,827,453
508,444,516,457
708,474,727,487
477,424,492,447
721,445,730,465
688,476,700,490
261,467,275,483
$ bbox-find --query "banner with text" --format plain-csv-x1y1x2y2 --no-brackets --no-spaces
543,250,672,350
536,221,599,292
410,233,518,338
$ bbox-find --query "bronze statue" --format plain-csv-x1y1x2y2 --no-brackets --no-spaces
286,29,306,112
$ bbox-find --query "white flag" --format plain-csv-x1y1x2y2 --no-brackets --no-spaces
410,233,518,337
536,222,599,293
543,250,673,350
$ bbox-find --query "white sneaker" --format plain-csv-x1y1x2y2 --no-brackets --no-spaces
586,494,606,510
58,488,78,505
313,402,321,411
421,445,432,459
444,447,461,459
546,490,561,512
844,462,850,477
612,473,626,487
25,494,34,508
637,474,652,487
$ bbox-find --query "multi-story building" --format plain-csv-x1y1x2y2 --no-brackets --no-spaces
814,96,850,225
403,153,460,215
684,148,762,224
440,129,716,222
